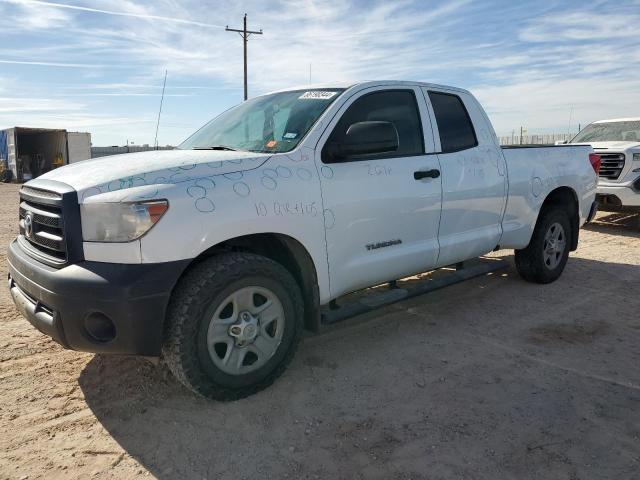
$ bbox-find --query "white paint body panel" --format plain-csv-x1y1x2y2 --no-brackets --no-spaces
421,87,508,266
315,86,442,298
38,81,597,304
83,240,141,263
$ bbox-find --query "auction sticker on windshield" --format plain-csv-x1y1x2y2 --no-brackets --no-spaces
299,91,338,100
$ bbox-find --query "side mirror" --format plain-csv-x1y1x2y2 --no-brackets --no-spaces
326,121,399,161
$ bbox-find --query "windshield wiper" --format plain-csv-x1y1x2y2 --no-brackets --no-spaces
193,145,238,151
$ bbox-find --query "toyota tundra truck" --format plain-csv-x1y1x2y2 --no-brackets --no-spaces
565,117,640,212
7,81,599,400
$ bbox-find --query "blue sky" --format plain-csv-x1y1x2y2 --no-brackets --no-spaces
1,0,639,146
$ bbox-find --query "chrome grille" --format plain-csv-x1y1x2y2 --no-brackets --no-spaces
18,188,66,262
598,152,625,180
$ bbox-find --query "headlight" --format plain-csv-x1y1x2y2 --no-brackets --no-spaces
81,200,168,242
633,153,640,162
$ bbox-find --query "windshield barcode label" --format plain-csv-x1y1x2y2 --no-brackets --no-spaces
299,91,337,100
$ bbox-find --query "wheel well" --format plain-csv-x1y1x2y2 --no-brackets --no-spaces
181,233,321,332
539,187,580,251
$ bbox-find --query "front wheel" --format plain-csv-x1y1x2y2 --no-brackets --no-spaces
515,206,572,284
162,253,303,401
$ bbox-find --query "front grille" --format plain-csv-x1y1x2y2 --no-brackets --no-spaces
598,152,625,180
20,186,62,200
18,188,67,263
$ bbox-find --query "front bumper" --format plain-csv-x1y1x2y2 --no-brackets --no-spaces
7,239,189,356
597,181,640,208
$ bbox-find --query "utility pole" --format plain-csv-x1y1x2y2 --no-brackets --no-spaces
226,14,263,101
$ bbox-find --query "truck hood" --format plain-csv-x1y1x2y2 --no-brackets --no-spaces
572,141,640,150
37,149,271,198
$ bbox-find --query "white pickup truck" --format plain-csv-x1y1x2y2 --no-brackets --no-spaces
8,81,598,400
565,118,640,211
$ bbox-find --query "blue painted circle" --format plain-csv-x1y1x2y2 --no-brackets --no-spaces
276,166,292,178
195,197,215,212
261,176,277,190
321,166,334,179
187,185,207,198
297,168,312,181
233,182,251,197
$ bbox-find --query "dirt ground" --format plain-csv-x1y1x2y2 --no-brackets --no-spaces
0,182,638,480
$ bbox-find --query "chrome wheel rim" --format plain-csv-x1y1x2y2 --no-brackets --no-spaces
543,222,566,270
206,286,285,375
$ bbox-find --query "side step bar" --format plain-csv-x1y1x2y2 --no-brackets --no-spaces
320,258,509,325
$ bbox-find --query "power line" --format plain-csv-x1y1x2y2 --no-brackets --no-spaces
226,14,263,101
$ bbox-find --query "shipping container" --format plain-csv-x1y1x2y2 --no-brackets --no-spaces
0,127,91,182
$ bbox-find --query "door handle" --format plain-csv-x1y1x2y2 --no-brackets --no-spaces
414,169,440,180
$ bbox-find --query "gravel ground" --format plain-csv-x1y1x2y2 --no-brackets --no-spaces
0,182,638,480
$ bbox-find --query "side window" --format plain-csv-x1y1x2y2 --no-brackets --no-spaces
322,90,424,162
428,91,477,153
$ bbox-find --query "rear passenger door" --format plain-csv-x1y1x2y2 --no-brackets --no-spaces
422,88,507,266
316,86,443,299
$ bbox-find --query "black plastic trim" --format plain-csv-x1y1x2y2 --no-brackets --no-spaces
18,178,83,268
7,239,191,356
587,201,598,223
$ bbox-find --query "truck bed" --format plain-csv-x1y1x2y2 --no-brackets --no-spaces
499,144,596,249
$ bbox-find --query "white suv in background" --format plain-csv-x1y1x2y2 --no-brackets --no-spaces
568,118,640,211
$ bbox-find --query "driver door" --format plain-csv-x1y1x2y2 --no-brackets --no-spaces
315,86,443,299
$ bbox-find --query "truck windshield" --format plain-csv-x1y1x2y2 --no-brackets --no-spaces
571,121,640,143
179,89,345,153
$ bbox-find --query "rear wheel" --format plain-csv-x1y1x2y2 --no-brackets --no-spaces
515,206,572,284
162,252,303,401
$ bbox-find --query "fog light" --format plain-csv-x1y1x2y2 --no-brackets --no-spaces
84,312,116,343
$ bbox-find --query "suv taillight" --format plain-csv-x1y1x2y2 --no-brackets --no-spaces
589,153,601,175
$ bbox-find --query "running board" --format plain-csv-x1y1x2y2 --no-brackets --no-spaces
320,258,509,325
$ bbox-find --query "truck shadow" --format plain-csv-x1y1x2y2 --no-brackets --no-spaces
584,211,640,237
78,255,640,479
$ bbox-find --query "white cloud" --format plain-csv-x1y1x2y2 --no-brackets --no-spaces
0,59,102,68
0,0,226,28
520,11,639,42
473,76,640,135
0,0,72,29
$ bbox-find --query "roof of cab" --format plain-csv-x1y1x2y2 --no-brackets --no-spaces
594,117,640,123
263,80,471,97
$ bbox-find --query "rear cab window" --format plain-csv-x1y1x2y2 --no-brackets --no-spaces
428,91,478,153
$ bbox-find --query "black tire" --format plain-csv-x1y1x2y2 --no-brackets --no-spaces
162,252,303,401
515,206,572,284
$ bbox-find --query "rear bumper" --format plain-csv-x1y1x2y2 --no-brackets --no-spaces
7,239,189,356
